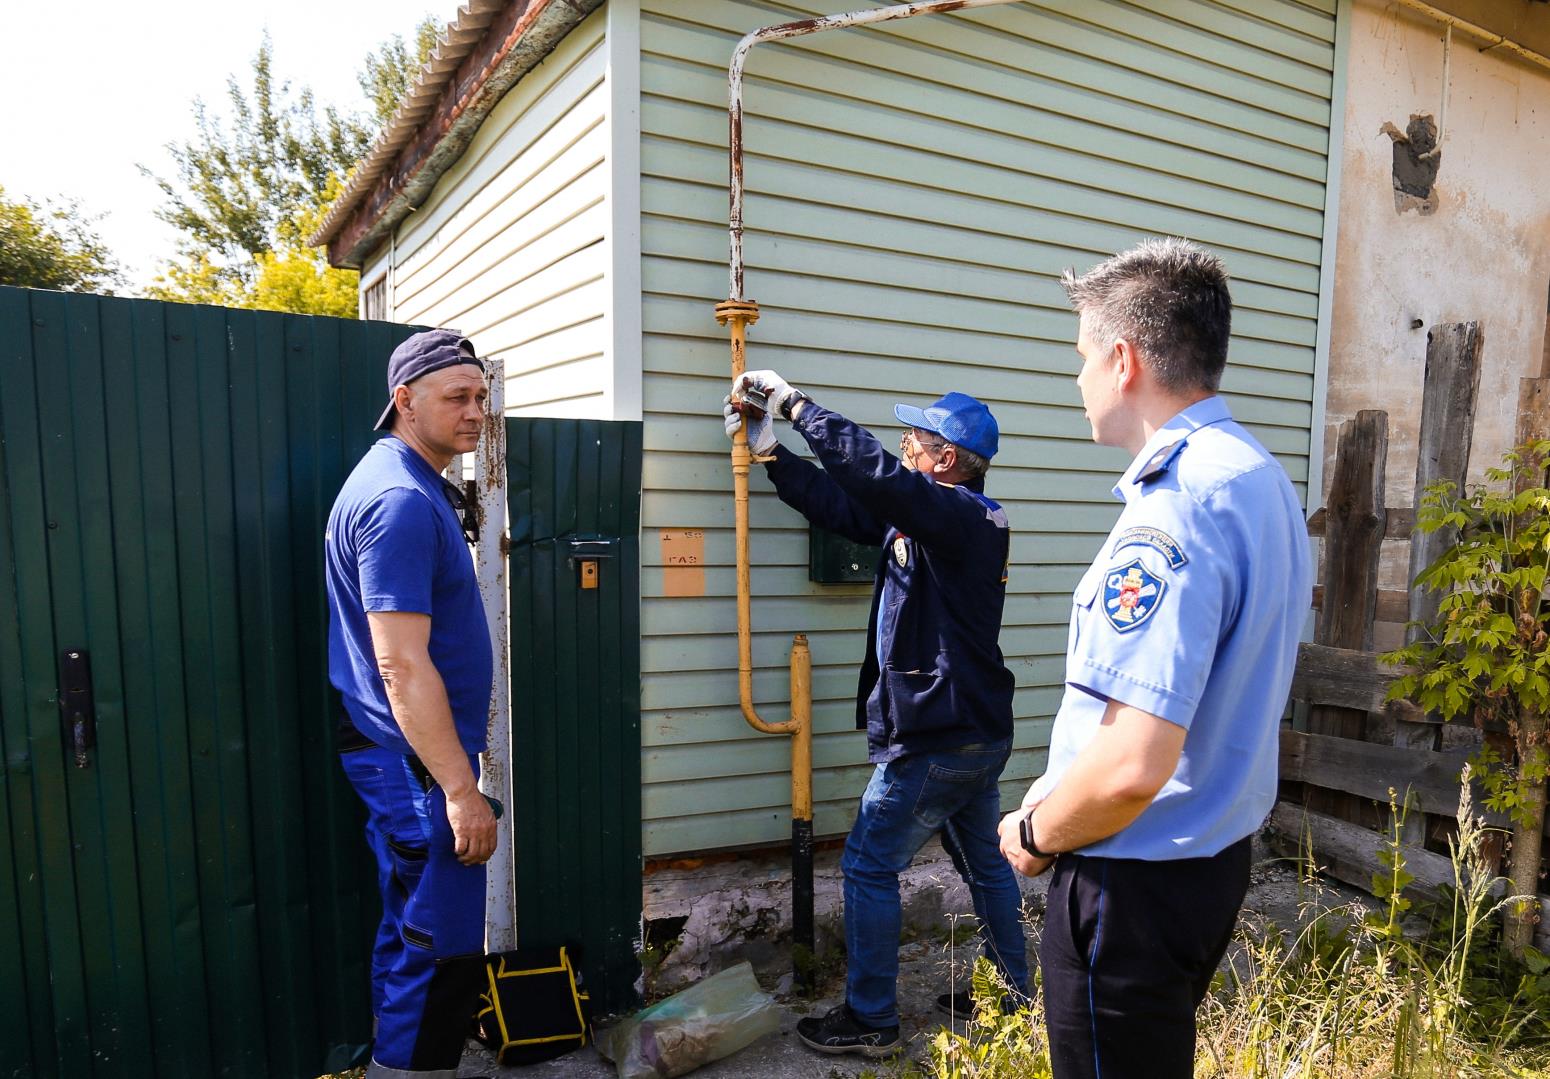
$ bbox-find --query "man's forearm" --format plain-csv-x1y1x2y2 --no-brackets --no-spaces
1028,759,1156,853
381,657,479,796
1027,699,1186,854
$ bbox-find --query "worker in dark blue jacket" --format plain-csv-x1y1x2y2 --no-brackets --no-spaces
722,372,1027,1058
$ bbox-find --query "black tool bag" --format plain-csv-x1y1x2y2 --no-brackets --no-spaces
473,945,592,1066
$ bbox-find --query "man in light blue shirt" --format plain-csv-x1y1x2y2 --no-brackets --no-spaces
998,238,1311,1079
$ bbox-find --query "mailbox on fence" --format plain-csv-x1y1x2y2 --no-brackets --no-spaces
568,535,618,591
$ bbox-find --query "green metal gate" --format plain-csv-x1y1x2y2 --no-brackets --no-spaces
0,286,423,1078
507,417,643,1014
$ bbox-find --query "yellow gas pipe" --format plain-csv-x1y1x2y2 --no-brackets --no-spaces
716,297,815,979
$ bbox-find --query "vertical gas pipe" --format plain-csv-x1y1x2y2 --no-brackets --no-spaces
715,293,816,987
719,0,1023,991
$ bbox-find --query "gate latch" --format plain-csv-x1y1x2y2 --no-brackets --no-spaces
567,536,618,591
59,650,97,770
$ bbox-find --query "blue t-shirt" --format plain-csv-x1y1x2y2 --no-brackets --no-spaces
1028,396,1312,859
325,437,494,755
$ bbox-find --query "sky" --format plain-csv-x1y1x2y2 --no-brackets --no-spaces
1,0,458,289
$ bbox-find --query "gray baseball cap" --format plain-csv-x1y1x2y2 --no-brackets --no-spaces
374,329,484,431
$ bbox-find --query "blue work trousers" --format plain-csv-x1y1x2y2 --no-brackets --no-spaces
341,745,486,1078
842,740,1029,1027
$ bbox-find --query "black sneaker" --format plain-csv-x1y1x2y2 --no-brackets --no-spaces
936,989,974,1017
936,989,1024,1017
795,1003,902,1058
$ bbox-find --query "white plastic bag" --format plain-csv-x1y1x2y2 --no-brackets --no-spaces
595,962,780,1079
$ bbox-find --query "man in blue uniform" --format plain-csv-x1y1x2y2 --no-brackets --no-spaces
326,329,497,1078
721,377,1028,1058
998,238,1312,1078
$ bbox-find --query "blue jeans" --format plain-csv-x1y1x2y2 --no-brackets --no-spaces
842,740,1029,1027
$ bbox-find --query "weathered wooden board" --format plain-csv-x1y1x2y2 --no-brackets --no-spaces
1263,802,1550,952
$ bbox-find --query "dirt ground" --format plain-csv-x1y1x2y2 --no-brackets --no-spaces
451,842,1369,1078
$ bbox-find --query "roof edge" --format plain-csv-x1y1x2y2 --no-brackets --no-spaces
313,0,602,269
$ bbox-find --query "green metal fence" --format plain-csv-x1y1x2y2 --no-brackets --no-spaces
507,416,644,1014
0,286,423,1078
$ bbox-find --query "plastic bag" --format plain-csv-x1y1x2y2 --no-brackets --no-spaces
595,961,780,1079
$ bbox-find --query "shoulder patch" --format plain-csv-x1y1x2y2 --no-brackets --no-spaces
1138,440,1187,484
1101,558,1166,633
1112,526,1188,570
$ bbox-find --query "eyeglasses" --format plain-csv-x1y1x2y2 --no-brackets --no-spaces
899,429,947,456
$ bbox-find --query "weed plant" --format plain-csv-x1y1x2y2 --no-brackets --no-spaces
874,782,1550,1079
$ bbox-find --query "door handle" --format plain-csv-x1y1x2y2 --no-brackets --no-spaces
59,650,96,769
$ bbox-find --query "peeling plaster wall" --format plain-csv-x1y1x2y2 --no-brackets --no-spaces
1325,0,1550,603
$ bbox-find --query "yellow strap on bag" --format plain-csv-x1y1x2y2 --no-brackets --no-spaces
473,945,591,1066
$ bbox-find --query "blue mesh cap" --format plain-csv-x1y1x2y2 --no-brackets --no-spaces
374,329,484,430
893,391,999,460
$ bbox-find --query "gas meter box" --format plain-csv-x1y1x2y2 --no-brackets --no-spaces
809,525,876,584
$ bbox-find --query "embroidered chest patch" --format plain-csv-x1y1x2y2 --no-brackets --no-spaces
893,535,909,567
1101,558,1166,633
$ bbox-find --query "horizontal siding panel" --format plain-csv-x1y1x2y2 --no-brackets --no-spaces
644,78,1325,221
399,192,608,333
641,216,1321,323
646,21,1329,179
640,295,1319,385
642,753,1050,853
644,720,1054,782
641,51,1326,204
452,249,606,349
643,701,1062,750
396,19,607,267
640,254,1318,349
646,4,1329,145
647,770,1041,851
1047,0,1332,94
636,526,1104,577
641,659,1071,714
395,136,608,319
641,177,1324,297
637,0,1331,855
642,145,1325,287
508,354,608,411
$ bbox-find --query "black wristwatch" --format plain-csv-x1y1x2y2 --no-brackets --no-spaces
1019,809,1054,858
780,390,810,421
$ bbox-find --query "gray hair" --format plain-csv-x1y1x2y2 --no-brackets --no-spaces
950,443,990,482
1060,237,1232,393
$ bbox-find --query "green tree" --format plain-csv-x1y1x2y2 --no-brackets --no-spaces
359,17,440,129
0,184,122,293
1383,440,1550,958
144,19,434,314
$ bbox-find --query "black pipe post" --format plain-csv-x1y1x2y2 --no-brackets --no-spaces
792,816,815,993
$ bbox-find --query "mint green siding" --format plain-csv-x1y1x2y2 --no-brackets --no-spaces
637,0,1335,856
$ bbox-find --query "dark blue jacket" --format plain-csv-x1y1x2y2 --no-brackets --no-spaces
763,404,1015,762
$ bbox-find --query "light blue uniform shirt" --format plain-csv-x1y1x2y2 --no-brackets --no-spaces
1028,396,1312,860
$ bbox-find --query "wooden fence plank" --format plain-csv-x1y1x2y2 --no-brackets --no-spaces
1397,324,1483,769
1263,802,1550,953
1280,730,1478,819
1311,586,1409,624
1306,506,1415,540
1290,642,1420,719
1308,411,1388,825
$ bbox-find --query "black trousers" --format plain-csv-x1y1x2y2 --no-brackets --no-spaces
1041,836,1251,1079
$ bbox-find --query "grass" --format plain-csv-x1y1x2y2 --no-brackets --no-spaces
866,783,1550,1079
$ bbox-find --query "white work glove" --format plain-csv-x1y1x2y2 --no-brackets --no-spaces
736,370,806,421
722,394,777,456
